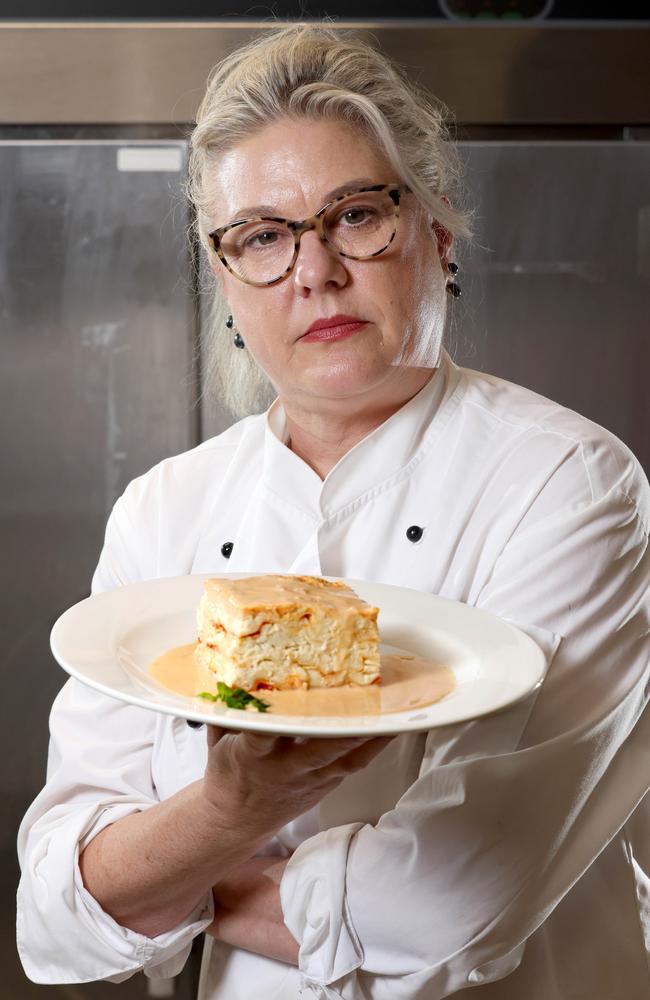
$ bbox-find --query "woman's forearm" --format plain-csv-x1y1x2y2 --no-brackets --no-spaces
208,856,299,966
78,726,388,943
79,779,268,938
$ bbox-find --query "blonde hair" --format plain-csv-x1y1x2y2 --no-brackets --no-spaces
188,21,474,420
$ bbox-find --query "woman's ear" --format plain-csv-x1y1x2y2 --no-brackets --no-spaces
432,194,454,264
431,219,453,264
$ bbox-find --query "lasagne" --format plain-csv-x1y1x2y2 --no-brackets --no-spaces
194,574,381,691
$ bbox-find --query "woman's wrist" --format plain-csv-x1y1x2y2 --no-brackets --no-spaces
195,777,270,858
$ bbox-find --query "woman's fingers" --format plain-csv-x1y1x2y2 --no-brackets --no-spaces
237,731,289,757
199,725,397,839
205,724,237,748
316,735,396,778
342,734,396,768
206,724,394,776
296,734,386,771
294,736,396,794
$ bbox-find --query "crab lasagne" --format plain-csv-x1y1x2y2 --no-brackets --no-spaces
194,574,381,691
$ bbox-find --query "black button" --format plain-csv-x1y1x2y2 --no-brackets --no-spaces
186,720,205,729
221,541,233,559
406,525,424,543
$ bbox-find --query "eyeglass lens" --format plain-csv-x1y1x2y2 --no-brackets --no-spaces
219,189,399,284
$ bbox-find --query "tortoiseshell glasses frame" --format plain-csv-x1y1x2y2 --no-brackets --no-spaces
207,182,413,287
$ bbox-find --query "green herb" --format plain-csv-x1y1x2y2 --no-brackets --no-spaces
198,681,270,713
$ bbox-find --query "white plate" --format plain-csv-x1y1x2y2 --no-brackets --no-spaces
50,573,547,737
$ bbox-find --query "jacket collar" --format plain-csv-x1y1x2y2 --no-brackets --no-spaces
263,349,460,520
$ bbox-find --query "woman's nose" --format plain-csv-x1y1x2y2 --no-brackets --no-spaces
293,230,348,292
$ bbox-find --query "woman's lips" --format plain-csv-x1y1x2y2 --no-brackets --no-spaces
300,321,368,343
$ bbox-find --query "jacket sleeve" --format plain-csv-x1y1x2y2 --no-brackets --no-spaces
16,488,214,984
279,483,650,999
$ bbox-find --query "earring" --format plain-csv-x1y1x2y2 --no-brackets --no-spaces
446,261,461,299
226,314,245,348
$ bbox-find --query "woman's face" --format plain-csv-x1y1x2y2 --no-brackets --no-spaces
207,117,450,406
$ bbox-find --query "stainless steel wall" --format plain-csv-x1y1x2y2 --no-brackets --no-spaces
1,22,649,126
0,138,200,998
451,140,650,474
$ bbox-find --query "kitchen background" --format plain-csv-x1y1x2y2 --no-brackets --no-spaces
1,5,649,998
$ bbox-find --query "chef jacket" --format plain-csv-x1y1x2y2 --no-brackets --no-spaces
17,347,650,1000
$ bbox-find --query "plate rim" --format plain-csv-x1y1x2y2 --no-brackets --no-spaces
50,572,548,736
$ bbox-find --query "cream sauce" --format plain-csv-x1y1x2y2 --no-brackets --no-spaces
149,643,455,716
204,574,374,617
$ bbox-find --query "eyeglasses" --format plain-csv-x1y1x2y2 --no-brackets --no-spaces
208,182,412,287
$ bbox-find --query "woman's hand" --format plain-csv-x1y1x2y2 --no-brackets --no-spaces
201,726,394,843
79,725,393,941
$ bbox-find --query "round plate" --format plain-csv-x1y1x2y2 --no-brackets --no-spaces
50,573,547,737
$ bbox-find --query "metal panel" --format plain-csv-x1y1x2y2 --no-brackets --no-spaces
0,138,199,997
449,141,650,473
0,22,648,126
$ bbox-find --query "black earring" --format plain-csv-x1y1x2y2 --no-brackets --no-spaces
226,314,245,348
446,261,461,299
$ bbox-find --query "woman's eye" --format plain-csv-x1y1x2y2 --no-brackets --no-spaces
246,230,279,247
339,207,374,226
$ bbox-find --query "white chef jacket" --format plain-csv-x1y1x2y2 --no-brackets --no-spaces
17,348,650,1000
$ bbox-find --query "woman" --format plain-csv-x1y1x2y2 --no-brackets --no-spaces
17,23,650,1000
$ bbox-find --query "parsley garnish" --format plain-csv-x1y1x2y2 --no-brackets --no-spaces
199,681,270,713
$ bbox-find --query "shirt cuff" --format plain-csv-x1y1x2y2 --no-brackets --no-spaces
18,800,214,984
280,822,365,989
73,858,214,982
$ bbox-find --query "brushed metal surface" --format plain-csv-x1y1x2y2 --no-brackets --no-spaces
449,141,650,474
0,22,649,125
0,138,199,998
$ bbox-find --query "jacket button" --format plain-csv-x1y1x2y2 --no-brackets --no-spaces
406,525,424,543
221,541,233,559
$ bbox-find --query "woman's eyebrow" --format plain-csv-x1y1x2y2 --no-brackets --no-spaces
226,177,375,224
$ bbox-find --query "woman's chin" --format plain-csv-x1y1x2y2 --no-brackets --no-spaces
297,358,388,399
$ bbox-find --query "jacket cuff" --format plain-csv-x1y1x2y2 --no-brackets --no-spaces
280,822,365,989
74,860,213,983
17,800,214,984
